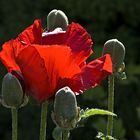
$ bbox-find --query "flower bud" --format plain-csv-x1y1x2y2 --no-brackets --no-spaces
52,86,79,130
103,39,125,72
47,9,68,31
1,73,27,108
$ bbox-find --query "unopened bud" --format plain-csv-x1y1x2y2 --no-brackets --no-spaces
52,87,80,130
1,73,28,108
103,39,125,72
47,9,68,31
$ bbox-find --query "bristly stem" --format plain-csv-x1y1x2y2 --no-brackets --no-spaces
62,130,69,140
11,108,18,140
107,75,115,137
39,101,48,140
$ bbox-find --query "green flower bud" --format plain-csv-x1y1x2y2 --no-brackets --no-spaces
47,9,68,31
103,39,125,72
52,87,80,130
1,73,28,108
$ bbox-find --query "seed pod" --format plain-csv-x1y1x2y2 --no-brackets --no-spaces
103,39,125,72
53,86,79,130
1,73,24,108
47,9,68,31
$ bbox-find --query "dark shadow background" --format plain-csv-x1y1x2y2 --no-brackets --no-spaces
0,0,140,140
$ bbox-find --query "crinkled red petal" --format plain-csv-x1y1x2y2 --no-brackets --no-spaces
80,54,112,91
42,22,93,65
65,22,93,52
65,22,93,65
16,45,81,102
42,32,65,45
0,39,22,72
18,19,43,44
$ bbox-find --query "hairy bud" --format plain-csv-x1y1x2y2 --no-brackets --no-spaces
52,87,80,130
1,73,28,108
47,9,68,31
103,39,125,72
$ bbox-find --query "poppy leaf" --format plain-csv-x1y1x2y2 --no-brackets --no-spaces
80,108,117,119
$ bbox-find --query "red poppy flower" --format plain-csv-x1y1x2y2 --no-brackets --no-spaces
0,19,112,102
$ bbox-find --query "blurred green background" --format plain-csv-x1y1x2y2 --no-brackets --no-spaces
0,0,140,140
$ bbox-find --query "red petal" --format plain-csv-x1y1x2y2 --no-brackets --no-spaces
16,45,81,102
57,74,83,95
0,40,21,72
80,54,112,91
65,23,93,52
42,32,65,45
65,22,93,65
18,19,43,44
42,23,93,65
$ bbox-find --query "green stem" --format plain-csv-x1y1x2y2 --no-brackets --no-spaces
11,108,18,140
107,75,114,137
62,130,69,140
39,101,48,140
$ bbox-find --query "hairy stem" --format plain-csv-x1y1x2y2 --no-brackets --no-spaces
107,75,115,136
39,101,48,140
11,108,18,140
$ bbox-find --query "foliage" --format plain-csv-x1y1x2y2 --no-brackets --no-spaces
80,108,116,119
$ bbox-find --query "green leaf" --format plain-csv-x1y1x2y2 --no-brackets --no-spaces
80,108,117,119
